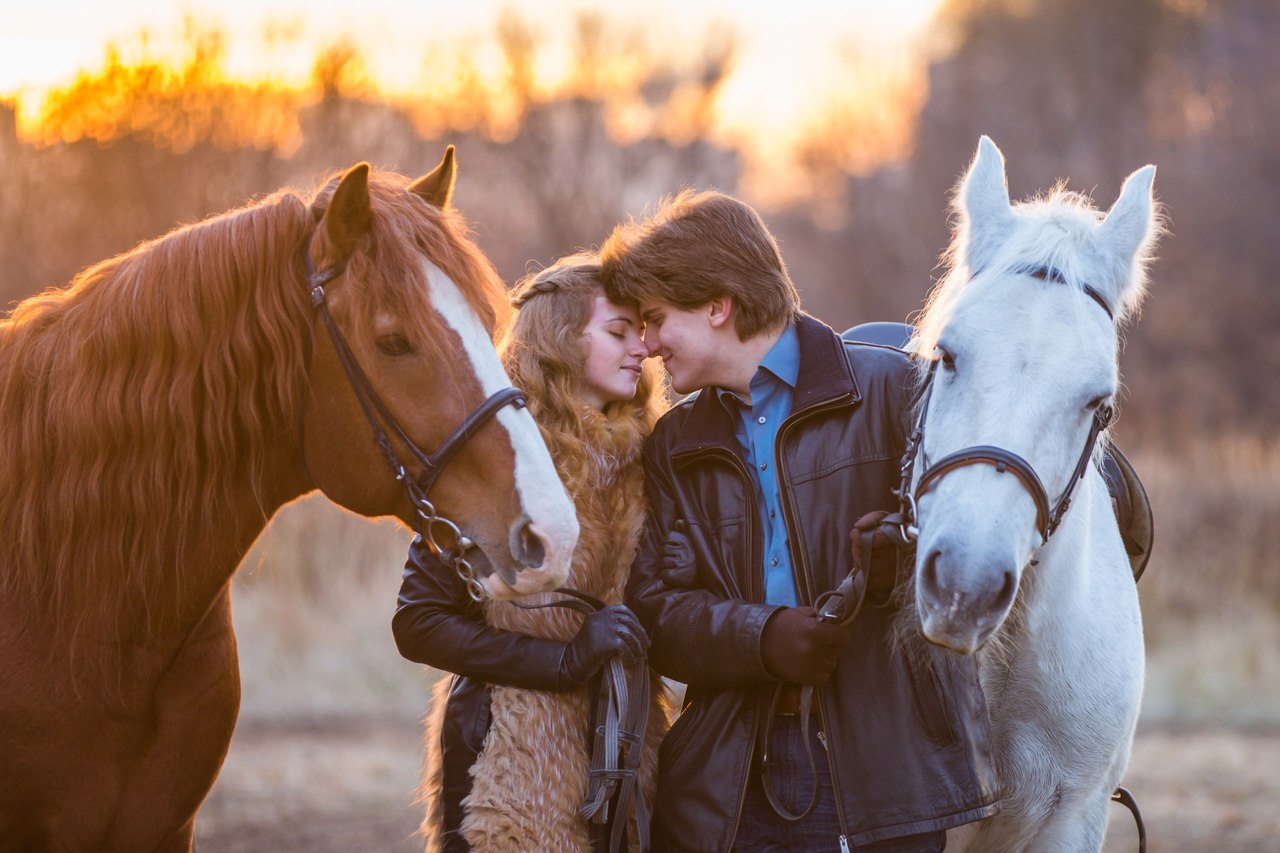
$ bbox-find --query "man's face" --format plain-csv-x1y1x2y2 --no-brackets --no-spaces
639,298,722,394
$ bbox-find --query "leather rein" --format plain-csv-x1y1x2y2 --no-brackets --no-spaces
304,247,527,602
514,589,653,853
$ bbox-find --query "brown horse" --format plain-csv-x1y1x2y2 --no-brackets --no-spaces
0,149,579,851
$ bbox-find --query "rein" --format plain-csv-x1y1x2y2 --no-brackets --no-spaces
304,248,527,601
514,590,653,853
758,512,894,823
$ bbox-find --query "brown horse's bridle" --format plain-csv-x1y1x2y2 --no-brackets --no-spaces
304,249,528,601
896,265,1116,550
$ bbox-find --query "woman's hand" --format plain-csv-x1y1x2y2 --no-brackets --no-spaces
560,604,650,685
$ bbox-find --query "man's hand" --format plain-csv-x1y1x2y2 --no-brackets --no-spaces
760,606,852,685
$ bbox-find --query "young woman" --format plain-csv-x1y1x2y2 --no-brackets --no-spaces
392,253,670,852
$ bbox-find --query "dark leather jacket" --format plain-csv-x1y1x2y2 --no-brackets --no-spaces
628,314,1000,851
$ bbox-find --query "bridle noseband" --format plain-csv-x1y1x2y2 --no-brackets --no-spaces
304,245,527,601
897,265,1116,549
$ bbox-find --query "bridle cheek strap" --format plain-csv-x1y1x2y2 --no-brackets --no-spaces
302,245,526,600
305,251,526,500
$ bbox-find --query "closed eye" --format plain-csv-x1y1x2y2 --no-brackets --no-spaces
935,345,956,371
375,333,413,356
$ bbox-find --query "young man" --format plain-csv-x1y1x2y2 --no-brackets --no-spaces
601,190,999,852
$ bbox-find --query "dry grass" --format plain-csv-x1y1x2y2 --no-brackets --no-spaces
1128,436,1280,725
231,493,432,724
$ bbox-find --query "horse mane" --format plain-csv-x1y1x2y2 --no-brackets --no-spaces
0,167,509,652
0,189,315,642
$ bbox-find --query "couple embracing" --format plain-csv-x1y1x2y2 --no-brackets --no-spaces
393,190,999,852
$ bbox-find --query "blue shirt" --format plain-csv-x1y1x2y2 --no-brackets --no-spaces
716,324,800,606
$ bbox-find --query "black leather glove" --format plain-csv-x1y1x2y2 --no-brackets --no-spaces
659,528,698,588
559,604,650,686
760,606,852,685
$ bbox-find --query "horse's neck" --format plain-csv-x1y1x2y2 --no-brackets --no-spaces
981,467,1130,696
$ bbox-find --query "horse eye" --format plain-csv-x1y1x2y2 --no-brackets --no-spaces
375,334,413,356
1086,394,1111,411
937,347,956,371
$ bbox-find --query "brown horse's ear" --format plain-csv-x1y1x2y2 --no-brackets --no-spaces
322,162,373,258
409,145,456,209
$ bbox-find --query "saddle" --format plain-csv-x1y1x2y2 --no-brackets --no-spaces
841,322,1153,581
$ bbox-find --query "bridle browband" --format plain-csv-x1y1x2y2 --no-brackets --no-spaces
303,243,527,601
898,264,1117,549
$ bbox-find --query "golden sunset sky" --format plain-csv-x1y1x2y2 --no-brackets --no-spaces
1,0,945,165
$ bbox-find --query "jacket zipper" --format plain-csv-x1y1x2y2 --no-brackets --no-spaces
775,393,857,840
677,447,761,853
775,394,855,606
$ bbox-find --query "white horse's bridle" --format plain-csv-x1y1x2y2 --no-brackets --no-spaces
896,265,1116,549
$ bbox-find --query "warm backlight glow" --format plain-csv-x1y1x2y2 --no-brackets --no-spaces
1,0,944,184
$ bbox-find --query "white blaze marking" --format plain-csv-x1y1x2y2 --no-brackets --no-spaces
422,261,578,550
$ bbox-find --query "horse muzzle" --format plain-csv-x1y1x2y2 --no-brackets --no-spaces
916,545,1019,654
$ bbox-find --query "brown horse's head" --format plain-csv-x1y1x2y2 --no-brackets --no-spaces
298,150,578,598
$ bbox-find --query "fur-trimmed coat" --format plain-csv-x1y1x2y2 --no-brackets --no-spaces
418,405,671,852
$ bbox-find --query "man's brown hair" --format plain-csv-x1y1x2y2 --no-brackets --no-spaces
600,189,800,340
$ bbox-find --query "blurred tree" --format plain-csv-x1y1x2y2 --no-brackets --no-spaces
774,0,1278,443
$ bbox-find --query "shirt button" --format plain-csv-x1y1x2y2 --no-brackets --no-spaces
771,557,779,566
759,462,767,471
757,416,767,424
769,509,776,519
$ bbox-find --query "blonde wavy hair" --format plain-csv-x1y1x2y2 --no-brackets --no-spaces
500,253,667,477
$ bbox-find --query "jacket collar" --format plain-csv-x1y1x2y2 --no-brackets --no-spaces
671,313,860,460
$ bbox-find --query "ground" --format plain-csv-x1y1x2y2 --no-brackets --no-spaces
196,719,1280,852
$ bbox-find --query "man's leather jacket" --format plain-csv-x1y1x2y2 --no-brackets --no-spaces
627,313,1000,851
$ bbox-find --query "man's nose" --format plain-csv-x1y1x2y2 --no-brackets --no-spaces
645,333,662,357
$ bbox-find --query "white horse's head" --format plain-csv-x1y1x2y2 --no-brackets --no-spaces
908,136,1161,653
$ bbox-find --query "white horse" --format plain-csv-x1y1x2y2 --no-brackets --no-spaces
904,137,1159,851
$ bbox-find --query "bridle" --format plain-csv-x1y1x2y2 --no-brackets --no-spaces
304,245,528,601
895,265,1116,551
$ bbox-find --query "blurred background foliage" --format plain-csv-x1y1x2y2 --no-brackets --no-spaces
2,0,1277,727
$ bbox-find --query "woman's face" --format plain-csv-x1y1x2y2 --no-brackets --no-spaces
580,295,647,410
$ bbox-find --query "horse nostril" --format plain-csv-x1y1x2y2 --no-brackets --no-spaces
921,549,941,594
994,568,1018,613
510,517,546,569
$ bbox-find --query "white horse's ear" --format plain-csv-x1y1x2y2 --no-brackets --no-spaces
957,136,1014,267
1098,165,1158,313
1098,165,1157,263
